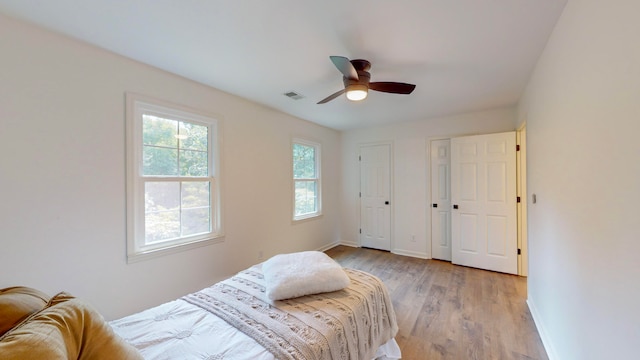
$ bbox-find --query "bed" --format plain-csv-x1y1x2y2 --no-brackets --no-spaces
0,251,401,360
111,251,401,359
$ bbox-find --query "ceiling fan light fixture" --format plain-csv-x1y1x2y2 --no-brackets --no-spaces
346,84,368,101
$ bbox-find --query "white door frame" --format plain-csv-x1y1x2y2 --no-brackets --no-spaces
358,141,394,250
517,124,528,276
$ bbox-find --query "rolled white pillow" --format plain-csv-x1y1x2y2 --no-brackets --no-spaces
262,251,351,301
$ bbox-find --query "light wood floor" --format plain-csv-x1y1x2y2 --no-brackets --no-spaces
325,246,548,360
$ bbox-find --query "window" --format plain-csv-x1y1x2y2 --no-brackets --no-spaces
292,139,321,220
126,94,222,262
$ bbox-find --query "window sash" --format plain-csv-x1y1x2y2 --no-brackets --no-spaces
142,178,214,247
294,179,318,217
141,114,210,177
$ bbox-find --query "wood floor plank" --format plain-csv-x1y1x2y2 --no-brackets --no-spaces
325,246,548,360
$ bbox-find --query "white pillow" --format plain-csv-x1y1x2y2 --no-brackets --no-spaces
262,251,350,301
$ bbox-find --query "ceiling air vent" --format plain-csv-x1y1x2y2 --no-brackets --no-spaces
283,91,305,100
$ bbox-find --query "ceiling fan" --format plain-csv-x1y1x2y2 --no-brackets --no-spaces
317,56,416,104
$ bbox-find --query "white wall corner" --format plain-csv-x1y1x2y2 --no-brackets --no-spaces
316,241,341,252
338,240,360,248
527,298,558,360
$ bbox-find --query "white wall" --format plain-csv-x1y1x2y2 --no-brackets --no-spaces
340,108,516,258
517,0,640,359
0,14,341,320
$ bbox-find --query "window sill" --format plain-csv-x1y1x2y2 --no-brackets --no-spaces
292,213,323,224
127,234,225,264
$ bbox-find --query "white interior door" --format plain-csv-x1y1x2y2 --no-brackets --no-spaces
360,144,391,251
451,132,517,274
430,139,452,261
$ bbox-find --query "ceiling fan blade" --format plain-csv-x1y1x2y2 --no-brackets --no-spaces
317,89,346,104
369,82,416,94
330,56,358,80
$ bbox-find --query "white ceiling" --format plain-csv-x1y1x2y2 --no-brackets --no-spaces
0,0,567,131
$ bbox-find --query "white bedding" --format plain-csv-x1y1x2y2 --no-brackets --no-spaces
111,297,275,359
110,265,401,360
110,297,400,360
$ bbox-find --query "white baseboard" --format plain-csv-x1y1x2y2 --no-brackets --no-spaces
316,242,341,252
330,242,430,260
391,249,429,259
338,240,360,248
527,298,558,360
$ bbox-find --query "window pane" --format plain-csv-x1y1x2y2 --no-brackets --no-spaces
295,180,317,216
181,182,210,208
182,182,210,236
144,181,212,242
179,149,208,176
145,210,180,243
145,182,181,243
181,208,210,236
143,146,178,176
145,182,180,212
143,115,178,147
293,144,316,179
179,122,208,151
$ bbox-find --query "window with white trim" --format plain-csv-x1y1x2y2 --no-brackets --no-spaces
126,94,222,262
292,139,321,220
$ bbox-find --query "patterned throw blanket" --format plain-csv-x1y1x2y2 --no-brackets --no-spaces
182,266,398,360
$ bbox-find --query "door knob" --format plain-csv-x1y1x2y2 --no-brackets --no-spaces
453,204,459,209
385,201,390,205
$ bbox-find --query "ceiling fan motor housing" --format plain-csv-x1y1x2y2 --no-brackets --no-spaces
343,71,371,87
343,59,372,88
350,59,372,72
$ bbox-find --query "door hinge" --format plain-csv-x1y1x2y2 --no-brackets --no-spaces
517,248,521,255
359,155,361,161
359,229,362,234
516,144,520,151
517,196,521,203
